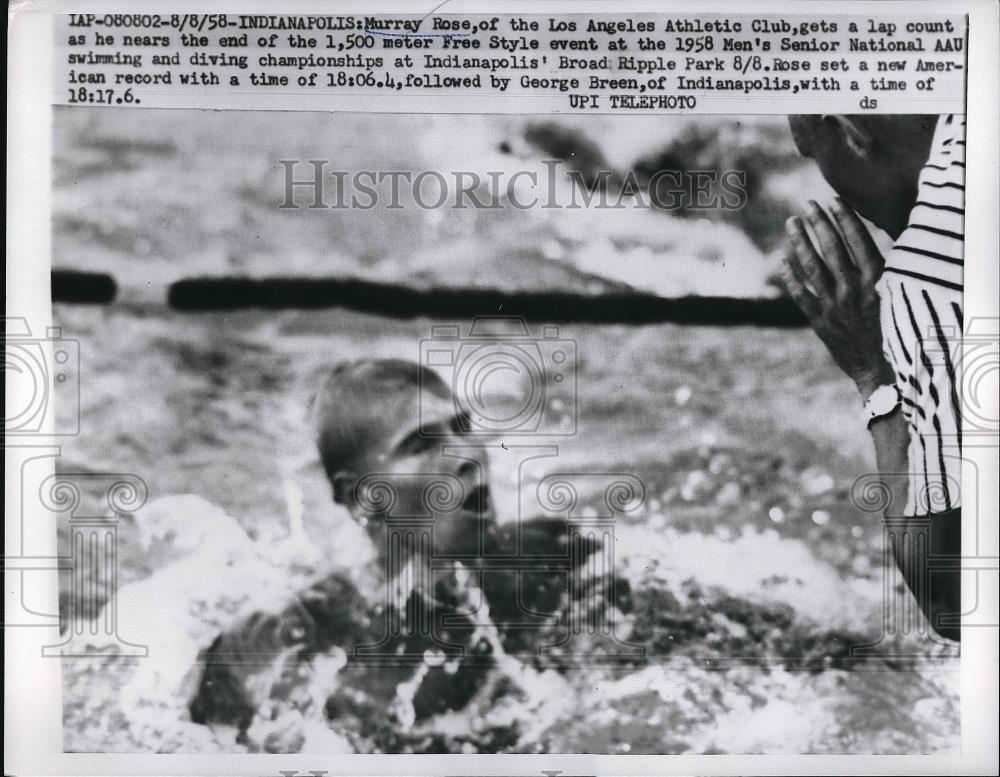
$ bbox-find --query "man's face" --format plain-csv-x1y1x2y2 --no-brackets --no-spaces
788,114,932,239
346,389,494,561
788,115,884,226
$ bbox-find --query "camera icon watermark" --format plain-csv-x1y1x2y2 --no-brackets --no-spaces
2,317,80,436
419,317,577,437
912,316,999,447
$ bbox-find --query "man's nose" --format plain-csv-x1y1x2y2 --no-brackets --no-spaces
448,457,492,516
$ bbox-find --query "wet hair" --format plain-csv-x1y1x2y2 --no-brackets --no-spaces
313,359,451,480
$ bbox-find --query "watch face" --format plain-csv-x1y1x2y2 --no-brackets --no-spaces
869,385,900,415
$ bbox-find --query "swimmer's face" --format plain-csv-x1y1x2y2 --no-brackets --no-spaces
337,388,493,560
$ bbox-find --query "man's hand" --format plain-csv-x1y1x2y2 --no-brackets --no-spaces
781,198,894,398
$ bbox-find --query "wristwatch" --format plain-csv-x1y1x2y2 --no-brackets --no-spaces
864,384,902,426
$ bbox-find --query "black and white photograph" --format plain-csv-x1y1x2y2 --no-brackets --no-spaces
5,2,999,773
42,105,972,754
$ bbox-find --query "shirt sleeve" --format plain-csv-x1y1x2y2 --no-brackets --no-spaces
879,115,965,517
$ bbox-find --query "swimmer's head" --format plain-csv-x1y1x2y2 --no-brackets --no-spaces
313,359,493,559
787,114,937,238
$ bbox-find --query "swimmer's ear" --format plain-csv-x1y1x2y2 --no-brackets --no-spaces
822,115,873,160
331,471,356,507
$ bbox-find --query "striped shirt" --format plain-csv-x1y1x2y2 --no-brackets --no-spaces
877,114,964,517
